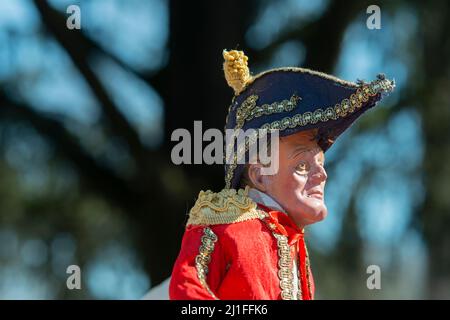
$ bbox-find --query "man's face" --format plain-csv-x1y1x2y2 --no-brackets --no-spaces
261,130,328,228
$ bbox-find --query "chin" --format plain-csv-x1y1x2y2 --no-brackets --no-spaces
294,205,328,226
312,208,328,222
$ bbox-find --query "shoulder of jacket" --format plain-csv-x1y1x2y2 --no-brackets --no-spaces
186,186,267,227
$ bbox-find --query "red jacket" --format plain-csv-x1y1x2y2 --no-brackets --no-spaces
169,188,315,300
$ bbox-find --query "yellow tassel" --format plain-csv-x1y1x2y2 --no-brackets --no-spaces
223,49,251,95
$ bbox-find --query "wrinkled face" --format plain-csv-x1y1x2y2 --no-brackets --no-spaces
260,131,328,228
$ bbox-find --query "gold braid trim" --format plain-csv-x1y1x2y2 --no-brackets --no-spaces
305,243,313,299
273,233,295,300
258,211,296,300
195,227,219,299
187,186,264,226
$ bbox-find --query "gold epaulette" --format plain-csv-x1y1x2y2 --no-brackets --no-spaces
186,186,264,226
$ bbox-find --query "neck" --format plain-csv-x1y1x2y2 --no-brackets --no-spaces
248,187,306,230
248,188,284,212
288,214,306,231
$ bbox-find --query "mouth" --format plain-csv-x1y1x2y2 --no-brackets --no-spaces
306,191,323,200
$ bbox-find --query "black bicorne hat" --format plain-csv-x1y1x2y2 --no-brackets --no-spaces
222,50,395,189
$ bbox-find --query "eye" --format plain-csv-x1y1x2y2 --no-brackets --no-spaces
295,161,309,175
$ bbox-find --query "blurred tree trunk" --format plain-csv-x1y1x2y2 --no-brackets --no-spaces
417,0,450,299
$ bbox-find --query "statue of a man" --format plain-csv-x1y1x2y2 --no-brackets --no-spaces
168,50,394,300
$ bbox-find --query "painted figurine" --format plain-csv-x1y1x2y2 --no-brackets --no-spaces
169,50,394,300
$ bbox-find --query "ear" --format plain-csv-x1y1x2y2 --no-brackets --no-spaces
248,164,271,192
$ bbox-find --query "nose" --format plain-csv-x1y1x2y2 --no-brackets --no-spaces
311,162,327,183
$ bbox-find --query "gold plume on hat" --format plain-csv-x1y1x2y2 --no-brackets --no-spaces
223,49,251,95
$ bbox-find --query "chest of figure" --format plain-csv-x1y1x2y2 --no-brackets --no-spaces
215,218,313,300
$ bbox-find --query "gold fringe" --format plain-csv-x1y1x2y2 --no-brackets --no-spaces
187,186,264,226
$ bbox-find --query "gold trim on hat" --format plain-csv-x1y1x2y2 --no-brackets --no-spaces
224,77,395,189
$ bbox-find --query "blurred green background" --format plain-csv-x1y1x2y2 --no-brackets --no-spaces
0,0,449,299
